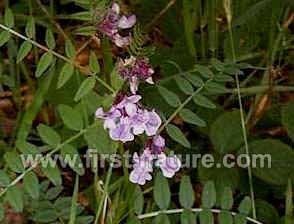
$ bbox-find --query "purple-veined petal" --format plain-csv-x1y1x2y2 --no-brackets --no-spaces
109,119,134,142
145,110,162,136
118,15,136,29
125,102,138,116
113,34,131,47
104,118,117,130
127,94,142,103
156,153,181,178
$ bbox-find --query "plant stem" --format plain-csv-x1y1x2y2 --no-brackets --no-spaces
35,0,68,39
137,208,263,224
158,79,210,133
95,76,116,95
230,85,294,95
225,0,257,218
94,163,113,224
145,0,177,31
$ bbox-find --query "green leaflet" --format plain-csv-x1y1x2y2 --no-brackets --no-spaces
16,41,32,63
36,52,54,77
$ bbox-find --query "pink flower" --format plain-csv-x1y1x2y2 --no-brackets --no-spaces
150,135,165,154
118,15,137,29
129,150,154,185
95,94,161,142
98,3,136,47
129,135,181,185
118,56,154,93
156,153,181,178
144,110,161,136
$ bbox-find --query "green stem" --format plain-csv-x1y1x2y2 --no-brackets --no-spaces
158,79,210,133
230,85,294,95
137,208,263,224
225,0,257,219
95,76,116,95
94,163,113,224
69,174,79,224
35,0,68,39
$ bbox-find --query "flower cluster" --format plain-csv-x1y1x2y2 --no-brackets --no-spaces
118,56,154,94
129,135,181,185
98,3,136,47
95,95,161,142
95,2,181,185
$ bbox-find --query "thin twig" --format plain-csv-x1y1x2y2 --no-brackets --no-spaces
35,0,68,39
145,0,177,30
225,0,257,218
158,79,212,133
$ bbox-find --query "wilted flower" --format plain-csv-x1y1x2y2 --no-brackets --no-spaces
98,3,136,47
118,56,154,93
95,94,161,142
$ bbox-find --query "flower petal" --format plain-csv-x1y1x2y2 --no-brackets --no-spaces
113,34,131,47
95,108,105,118
118,15,136,29
111,3,120,14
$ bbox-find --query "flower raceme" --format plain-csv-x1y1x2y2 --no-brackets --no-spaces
95,2,181,185
95,95,182,184
95,95,161,142
98,3,136,47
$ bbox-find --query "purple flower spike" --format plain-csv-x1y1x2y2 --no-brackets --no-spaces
156,153,181,178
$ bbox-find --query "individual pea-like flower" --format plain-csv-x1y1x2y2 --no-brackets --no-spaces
118,56,154,94
129,135,181,185
149,135,165,154
129,150,154,185
98,3,136,47
155,153,181,178
95,94,161,142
